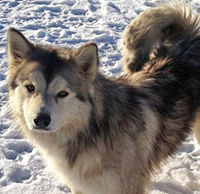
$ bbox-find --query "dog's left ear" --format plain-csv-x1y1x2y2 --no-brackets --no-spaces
7,28,35,65
72,43,99,81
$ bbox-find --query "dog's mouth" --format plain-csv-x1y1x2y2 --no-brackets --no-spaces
32,126,51,132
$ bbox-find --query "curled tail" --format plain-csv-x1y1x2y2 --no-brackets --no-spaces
122,0,200,74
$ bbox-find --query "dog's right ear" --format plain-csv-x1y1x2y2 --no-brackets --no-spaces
7,28,34,65
72,43,99,82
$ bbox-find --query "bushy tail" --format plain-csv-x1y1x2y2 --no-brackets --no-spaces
122,0,200,74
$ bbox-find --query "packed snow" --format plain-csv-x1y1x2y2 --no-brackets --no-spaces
0,0,200,193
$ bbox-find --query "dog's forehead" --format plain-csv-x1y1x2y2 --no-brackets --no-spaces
28,70,45,82
25,70,47,90
27,45,74,83
48,75,69,91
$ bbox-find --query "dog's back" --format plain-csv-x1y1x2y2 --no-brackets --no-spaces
122,0,200,73
123,0,200,168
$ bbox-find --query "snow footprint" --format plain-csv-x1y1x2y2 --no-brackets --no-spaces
71,9,87,15
52,0,75,6
1,161,32,185
3,149,17,161
33,1,51,5
144,2,156,7
10,168,31,183
35,6,61,13
3,140,33,161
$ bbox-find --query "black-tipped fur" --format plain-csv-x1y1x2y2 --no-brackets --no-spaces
7,1,200,194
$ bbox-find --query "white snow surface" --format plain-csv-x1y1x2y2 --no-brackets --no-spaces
0,0,200,193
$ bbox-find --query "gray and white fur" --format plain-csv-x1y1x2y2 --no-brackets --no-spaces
7,1,200,194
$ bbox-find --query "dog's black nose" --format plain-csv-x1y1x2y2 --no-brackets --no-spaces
33,113,51,129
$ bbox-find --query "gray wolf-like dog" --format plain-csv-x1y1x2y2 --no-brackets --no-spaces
7,1,200,194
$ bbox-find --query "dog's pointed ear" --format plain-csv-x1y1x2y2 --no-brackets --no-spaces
72,43,99,81
7,28,34,65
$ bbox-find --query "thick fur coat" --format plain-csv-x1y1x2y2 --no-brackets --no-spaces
7,1,200,194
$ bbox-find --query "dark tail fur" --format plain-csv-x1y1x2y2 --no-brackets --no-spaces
122,0,200,74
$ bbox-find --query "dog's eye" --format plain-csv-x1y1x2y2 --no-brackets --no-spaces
56,91,69,98
25,84,35,93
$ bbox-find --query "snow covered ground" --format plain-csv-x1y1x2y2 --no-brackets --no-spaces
0,0,200,193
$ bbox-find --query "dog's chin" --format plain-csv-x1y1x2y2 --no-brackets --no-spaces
32,128,52,133
27,125,59,133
